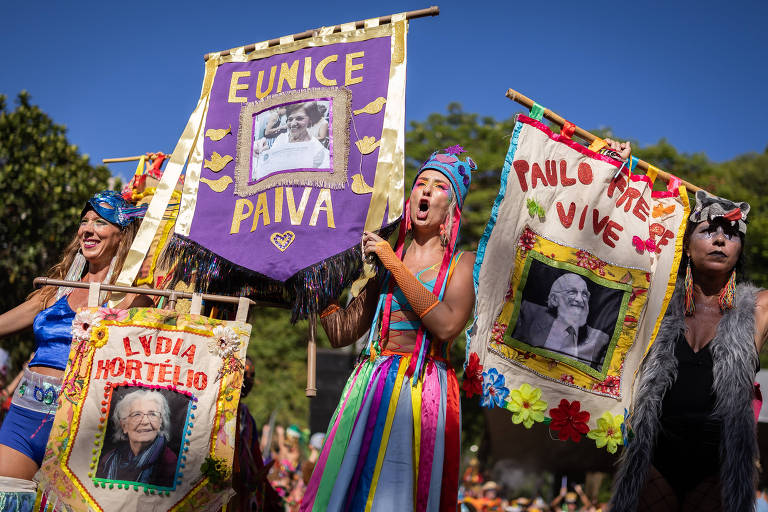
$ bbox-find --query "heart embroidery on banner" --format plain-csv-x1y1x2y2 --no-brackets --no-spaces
270,231,295,252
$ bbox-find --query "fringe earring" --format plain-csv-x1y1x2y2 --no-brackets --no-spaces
719,269,736,311
439,224,448,247
56,250,87,300
684,260,695,316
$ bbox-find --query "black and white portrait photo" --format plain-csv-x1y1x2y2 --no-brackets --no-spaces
95,386,190,488
251,99,331,181
510,258,625,371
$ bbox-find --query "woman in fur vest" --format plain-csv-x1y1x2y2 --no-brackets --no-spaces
611,190,768,511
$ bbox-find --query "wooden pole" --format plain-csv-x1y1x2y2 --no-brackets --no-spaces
33,277,288,309
103,154,170,164
505,88,702,193
204,6,440,61
306,315,317,397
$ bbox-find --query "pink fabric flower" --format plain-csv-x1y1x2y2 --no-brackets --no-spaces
96,308,128,322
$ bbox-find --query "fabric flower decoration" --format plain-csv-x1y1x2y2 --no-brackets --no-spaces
481,368,510,409
90,325,110,348
506,383,547,428
443,144,466,155
209,325,240,358
72,310,99,341
549,399,591,442
518,229,536,252
587,411,624,453
96,307,129,322
461,352,483,398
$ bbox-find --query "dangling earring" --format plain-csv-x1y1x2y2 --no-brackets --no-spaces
405,200,412,232
57,250,87,300
718,269,736,311
684,259,695,316
439,224,448,247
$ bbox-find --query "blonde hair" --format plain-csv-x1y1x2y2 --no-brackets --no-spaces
28,220,141,307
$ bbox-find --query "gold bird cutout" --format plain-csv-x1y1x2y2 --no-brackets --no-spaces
204,152,234,172
200,176,233,193
351,173,374,195
355,136,381,155
353,97,386,116
206,126,231,141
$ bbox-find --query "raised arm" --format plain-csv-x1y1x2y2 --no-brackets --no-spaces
319,276,380,348
0,296,44,339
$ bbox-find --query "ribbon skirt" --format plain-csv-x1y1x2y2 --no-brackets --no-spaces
301,353,460,512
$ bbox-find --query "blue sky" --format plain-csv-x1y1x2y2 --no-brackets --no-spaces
2,0,766,180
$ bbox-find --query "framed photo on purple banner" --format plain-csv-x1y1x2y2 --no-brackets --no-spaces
235,88,350,196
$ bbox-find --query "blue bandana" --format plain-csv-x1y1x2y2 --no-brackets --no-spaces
416,145,475,208
82,191,147,228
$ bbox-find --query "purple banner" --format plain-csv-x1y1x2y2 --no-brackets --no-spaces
187,35,394,281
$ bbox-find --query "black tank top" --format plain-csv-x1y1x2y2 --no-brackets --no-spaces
652,330,721,495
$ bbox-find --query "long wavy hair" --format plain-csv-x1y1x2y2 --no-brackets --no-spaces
28,219,141,307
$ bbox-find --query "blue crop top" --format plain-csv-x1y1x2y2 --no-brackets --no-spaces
29,295,76,371
388,252,464,332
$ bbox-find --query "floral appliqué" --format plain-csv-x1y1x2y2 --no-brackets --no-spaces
443,144,466,155
491,322,507,344
549,399,591,442
575,250,606,276
96,307,129,322
90,325,110,348
209,325,240,358
518,228,536,254
506,383,547,428
72,310,100,341
209,325,244,381
481,368,510,409
592,375,620,397
587,411,624,453
461,352,483,398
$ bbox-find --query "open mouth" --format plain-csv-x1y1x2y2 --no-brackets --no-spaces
416,199,429,220
82,238,100,249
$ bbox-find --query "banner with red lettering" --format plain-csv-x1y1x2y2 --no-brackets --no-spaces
466,114,688,450
36,307,250,511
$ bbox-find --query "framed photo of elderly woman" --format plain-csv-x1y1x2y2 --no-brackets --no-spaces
234,87,351,197
95,386,191,490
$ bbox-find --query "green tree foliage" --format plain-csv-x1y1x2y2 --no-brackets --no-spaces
242,308,329,430
406,103,518,249
0,92,111,364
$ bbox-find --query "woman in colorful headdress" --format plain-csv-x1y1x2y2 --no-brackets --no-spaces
301,146,476,512
611,191,768,511
0,191,152,489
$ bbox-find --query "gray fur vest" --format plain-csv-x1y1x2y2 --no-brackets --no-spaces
610,281,760,512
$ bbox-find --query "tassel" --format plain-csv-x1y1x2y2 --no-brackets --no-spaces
160,222,397,322
684,260,695,316
406,205,462,382
719,269,736,311
379,205,410,351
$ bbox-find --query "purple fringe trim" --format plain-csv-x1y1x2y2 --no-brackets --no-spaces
160,224,396,322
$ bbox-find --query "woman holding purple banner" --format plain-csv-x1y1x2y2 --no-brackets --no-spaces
301,146,476,512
